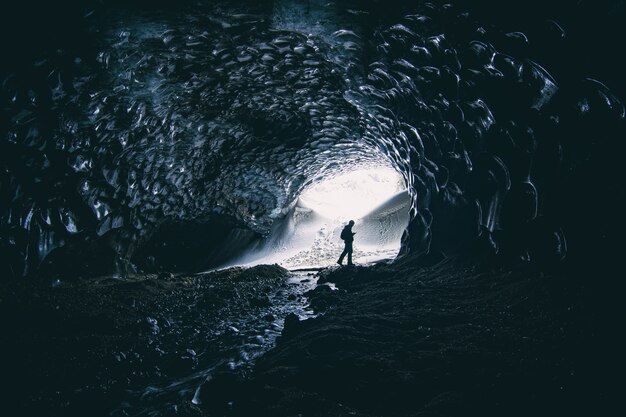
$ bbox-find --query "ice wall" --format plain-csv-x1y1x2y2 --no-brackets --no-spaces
1,0,624,278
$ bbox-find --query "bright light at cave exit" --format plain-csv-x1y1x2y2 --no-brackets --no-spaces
299,167,405,220
220,165,410,270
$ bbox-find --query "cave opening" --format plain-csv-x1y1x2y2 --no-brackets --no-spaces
2,0,625,416
221,163,410,270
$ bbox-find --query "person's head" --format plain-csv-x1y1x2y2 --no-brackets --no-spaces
348,220,355,226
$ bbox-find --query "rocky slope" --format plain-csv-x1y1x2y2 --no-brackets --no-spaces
198,258,620,417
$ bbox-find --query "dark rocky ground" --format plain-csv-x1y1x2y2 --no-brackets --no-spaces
199,258,622,417
1,258,622,417
0,265,313,416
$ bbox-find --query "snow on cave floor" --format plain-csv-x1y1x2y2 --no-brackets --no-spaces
220,168,411,271
225,192,411,271
232,228,403,271
279,240,400,270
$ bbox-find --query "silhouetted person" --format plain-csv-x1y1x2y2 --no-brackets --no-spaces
337,220,356,266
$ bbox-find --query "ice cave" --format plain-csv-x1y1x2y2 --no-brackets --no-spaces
1,1,625,416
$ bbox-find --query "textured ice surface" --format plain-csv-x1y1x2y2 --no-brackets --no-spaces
1,0,624,277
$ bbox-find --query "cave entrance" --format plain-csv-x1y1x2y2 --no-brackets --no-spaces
229,165,410,269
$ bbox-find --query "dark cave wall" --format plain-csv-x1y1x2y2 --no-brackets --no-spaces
131,216,262,273
351,1,625,265
1,0,625,280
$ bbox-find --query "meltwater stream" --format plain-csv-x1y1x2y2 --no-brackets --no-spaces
110,268,321,417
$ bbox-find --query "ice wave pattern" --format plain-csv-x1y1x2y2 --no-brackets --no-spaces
1,1,624,278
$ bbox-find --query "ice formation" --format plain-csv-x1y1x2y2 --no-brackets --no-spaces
1,0,624,278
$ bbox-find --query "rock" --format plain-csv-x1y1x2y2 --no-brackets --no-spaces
198,370,245,412
250,295,271,308
145,317,160,334
281,313,302,339
158,272,174,279
304,285,341,312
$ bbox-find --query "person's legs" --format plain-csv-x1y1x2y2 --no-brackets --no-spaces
347,242,353,265
337,244,349,264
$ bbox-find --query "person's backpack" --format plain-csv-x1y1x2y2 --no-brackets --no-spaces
340,227,349,241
